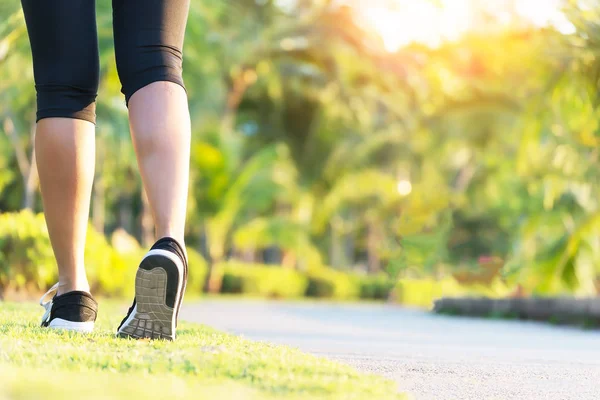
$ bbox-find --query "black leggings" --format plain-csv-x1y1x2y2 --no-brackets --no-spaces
21,0,189,124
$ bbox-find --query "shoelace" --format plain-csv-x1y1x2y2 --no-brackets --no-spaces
40,282,59,325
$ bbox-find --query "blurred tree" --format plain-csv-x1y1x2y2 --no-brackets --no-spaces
506,0,600,295
3,0,600,296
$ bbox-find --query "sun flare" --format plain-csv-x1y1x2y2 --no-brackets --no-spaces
351,0,574,52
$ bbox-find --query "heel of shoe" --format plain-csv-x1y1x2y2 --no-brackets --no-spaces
48,318,95,333
117,251,181,340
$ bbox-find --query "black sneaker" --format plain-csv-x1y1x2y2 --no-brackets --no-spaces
40,283,97,333
117,237,188,341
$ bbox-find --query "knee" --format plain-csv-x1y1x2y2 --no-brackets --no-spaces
115,43,185,105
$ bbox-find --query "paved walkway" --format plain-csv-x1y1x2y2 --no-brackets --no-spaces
181,300,600,399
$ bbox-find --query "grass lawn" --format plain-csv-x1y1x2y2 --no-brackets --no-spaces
0,302,405,400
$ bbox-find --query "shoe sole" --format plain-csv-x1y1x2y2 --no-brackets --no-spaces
117,249,184,341
48,319,94,333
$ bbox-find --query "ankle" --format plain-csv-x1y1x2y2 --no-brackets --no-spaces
155,234,186,250
57,279,90,296
154,236,187,261
155,230,184,243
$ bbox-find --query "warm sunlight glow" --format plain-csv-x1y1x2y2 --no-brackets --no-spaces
361,1,469,51
351,0,575,52
397,179,412,196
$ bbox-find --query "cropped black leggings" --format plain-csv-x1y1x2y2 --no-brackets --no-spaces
21,0,190,124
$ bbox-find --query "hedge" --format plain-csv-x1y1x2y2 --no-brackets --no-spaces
391,278,512,308
359,275,396,300
1,211,412,303
2,212,507,306
0,211,56,294
305,267,361,300
0,211,207,298
218,264,396,301
219,262,308,298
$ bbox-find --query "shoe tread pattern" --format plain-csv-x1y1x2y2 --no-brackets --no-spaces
118,255,177,340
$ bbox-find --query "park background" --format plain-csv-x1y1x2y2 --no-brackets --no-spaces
2,0,600,307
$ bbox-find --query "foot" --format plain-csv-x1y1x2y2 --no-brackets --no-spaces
40,283,97,333
116,237,188,341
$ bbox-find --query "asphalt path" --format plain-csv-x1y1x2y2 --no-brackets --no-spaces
181,300,600,399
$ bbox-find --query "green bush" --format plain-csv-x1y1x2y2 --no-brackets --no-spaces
86,236,208,298
359,275,395,300
391,279,449,308
391,278,513,308
4,211,478,305
0,211,143,297
305,275,334,298
186,248,209,294
219,262,308,298
305,267,361,300
0,211,55,294
85,227,141,298
0,211,212,298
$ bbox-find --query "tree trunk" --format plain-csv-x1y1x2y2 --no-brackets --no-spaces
4,117,38,210
203,225,224,293
242,248,256,263
93,138,105,233
220,109,237,137
282,250,296,269
203,256,223,294
140,190,154,247
345,233,356,268
118,197,134,234
329,220,344,268
23,142,38,210
367,220,381,274
220,68,256,135
92,176,105,234
203,259,214,293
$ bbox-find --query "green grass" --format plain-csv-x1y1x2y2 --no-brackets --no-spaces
0,302,405,400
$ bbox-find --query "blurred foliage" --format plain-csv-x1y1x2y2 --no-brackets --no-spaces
219,261,397,301
305,267,362,299
0,211,54,293
0,211,207,298
2,0,600,298
391,278,512,308
219,262,308,298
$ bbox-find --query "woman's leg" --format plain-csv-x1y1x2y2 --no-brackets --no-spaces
36,120,95,295
113,0,191,248
113,0,191,340
21,0,99,296
128,83,191,246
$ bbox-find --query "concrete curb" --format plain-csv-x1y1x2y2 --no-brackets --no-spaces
433,297,600,327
